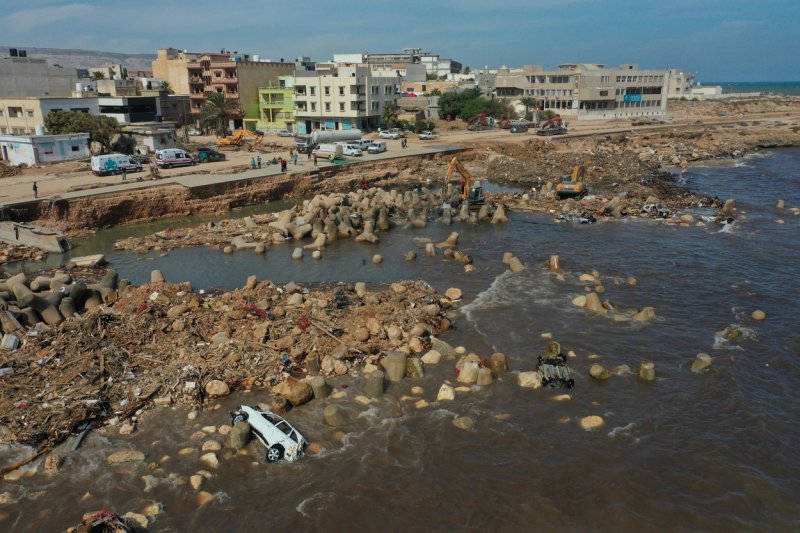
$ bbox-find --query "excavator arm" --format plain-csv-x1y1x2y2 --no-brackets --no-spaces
445,156,472,200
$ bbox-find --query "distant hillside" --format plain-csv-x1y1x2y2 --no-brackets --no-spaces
0,45,155,71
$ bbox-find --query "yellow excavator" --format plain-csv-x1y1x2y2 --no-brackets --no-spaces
444,156,485,207
216,128,264,151
556,165,588,199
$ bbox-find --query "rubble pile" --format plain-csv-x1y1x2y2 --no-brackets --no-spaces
0,269,460,450
0,244,48,264
115,187,508,254
0,162,22,178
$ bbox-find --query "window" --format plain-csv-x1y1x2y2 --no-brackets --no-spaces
339,87,344,96
310,87,316,96
600,90,608,96
339,103,345,111
27,110,34,117
324,87,330,96
71,145,80,152
325,103,330,111
311,103,316,111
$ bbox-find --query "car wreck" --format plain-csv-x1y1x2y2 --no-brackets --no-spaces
230,405,307,462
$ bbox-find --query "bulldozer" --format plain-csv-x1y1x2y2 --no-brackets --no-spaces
556,165,588,199
443,156,484,208
216,128,264,151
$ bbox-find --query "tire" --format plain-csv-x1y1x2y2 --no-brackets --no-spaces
266,445,284,463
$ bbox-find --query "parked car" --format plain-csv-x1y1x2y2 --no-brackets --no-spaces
277,130,295,137
367,141,387,154
155,148,196,168
342,144,363,157
418,131,439,140
230,405,307,462
509,124,529,133
379,130,401,139
195,147,226,163
355,139,374,150
90,154,143,176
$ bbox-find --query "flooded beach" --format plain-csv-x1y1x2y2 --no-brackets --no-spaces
2,149,799,531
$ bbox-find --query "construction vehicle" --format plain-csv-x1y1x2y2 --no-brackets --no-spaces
216,128,264,151
536,117,568,136
556,165,588,199
466,113,494,131
443,156,484,208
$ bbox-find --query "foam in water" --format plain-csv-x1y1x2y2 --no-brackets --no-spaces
608,422,636,439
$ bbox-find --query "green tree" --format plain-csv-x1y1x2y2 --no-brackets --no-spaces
44,110,119,152
463,66,471,75
91,71,105,81
199,92,241,135
381,102,399,128
429,88,442,96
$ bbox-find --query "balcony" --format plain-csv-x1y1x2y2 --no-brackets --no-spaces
221,77,239,83
189,93,206,99
189,76,204,84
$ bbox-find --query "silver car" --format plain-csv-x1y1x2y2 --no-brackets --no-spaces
231,405,307,462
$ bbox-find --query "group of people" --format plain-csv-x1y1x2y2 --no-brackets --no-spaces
250,151,299,172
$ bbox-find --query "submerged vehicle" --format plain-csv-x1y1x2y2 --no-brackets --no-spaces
537,341,575,389
230,405,307,462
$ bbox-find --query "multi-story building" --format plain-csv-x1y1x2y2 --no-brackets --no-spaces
495,63,668,120
293,63,400,134
152,48,294,128
365,48,462,80
0,50,77,98
665,69,696,99
255,76,295,132
0,95,186,135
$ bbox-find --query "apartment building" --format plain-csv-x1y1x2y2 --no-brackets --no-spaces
255,76,295,132
293,64,400,134
152,48,294,128
665,69,696,99
0,95,178,135
495,63,668,120
365,48,462,79
0,51,77,98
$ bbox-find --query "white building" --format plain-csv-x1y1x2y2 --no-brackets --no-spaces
293,64,401,133
666,69,696,99
0,133,90,166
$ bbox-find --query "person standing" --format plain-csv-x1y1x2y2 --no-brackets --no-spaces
257,155,262,169
122,168,127,182
32,181,38,198
280,158,288,172
312,154,317,166
293,152,298,166
250,157,256,169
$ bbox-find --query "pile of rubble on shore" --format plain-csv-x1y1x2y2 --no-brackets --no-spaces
0,265,470,450
114,186,509,254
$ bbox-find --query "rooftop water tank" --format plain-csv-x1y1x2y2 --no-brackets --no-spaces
35,124,45,136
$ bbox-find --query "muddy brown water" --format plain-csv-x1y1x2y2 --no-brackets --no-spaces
2,150,800,530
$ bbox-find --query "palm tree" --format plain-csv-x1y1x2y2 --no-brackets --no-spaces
381,102,399,129
199,92,241,135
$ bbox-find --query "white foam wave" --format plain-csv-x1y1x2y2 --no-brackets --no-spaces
296,491,334,517
608,422,636,438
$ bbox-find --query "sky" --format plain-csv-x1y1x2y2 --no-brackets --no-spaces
2,0,799,82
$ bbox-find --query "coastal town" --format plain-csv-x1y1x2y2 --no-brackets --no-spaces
0,36,799,532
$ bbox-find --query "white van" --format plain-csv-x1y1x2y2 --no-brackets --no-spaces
312,143,343,160
342,144,363,157
91,154,143,176
155,148,196,169
367,141,387,154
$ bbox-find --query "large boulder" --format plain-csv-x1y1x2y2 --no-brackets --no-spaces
518,371,543,389
205,380,230,397
691,353,712,373
430,338,457,359
107,450,145,465
273,377,313,406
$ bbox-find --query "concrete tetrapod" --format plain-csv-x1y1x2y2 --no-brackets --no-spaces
311,375,331,400
381,351,407,382
323,405,349,427
364,370,386,398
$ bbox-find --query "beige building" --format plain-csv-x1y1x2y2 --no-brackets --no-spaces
495,63,668,120
665,69,696,99
293,63,400,134
152,48,293,128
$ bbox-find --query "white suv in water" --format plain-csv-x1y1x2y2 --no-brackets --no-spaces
231,405,307,462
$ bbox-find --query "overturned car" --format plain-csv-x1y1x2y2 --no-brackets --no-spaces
231,405,307,462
